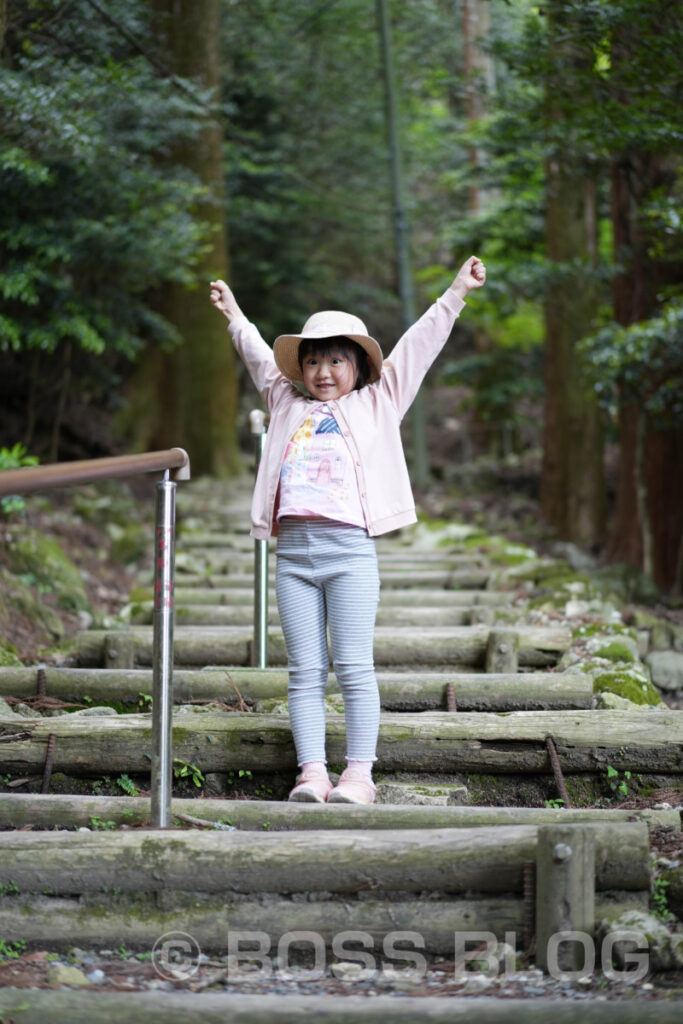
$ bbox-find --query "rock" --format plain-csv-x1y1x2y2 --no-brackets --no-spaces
595,692,650,711
461,973,494,993
86,969,106,984
646,651,683,692
597,909,683,971
587,635,639,663
651,621,672,650
375,782,468,806
72,706,119,717
11,702,37,718
636,631,650,658
203,772,228,797
4,528,90,612
46,963,92,987
592,669,662,706
661,863,683,920
0,697,20,717
551,542,596,571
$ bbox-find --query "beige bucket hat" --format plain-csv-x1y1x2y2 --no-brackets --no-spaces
273,310,383,385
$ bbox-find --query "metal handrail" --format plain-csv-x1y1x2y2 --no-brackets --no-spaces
249,411,268,668
0,446,191,829
0,447,190,497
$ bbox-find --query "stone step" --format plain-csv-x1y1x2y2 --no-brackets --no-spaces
0,666,593,711
0,709,679,776
72,624,571,669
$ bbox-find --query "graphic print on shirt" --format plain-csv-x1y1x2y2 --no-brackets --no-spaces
278,405,366,527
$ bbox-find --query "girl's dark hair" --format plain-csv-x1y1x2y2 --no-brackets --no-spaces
297,336,371,390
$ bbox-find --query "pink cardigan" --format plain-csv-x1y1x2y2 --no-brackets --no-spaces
229,288,466,540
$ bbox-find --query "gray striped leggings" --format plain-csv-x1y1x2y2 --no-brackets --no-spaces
275,518,381,765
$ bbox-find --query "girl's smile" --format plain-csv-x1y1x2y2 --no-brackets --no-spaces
302,352,357,401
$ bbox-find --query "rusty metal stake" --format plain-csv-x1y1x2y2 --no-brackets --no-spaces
522,859,536,954
41,733,57,794
36,666,47,698
546,734,571,808
446,682,457,712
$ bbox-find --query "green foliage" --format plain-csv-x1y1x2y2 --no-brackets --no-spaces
173,758,204,788
115,774,139,797
652,876,671,922
89,815,117,831
580,301,683,426
0,443,39,517
0,1,211,365
0,939,27,960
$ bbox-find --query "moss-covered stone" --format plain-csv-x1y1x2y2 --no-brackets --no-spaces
108,523,149,566
5,528,89,612
0,640,21,667
0,569,65,641
593,642,637,664
593,671,662,707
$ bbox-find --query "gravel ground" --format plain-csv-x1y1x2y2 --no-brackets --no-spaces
0,942,680,1002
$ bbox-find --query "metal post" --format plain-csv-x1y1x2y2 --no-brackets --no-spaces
151,470,176,828
249,410,268,668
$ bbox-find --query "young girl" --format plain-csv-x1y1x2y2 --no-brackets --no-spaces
209,256,486,804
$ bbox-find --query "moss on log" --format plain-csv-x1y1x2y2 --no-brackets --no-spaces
0,792,678,831
0,821,650,894
0,709,680,776
0,666,592,711
71,624,571,669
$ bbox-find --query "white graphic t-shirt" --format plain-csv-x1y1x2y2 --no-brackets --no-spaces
277,405,366,528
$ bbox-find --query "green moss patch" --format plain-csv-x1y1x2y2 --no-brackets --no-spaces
5,528,89,612
594,642,636,664
593,671,661,707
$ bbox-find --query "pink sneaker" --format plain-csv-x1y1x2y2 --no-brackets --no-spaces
327,768,376,805
288,766,333,803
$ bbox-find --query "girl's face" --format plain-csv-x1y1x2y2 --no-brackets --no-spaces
301,348,358,402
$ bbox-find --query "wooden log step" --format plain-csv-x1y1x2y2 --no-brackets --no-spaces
169,586,512,607
72,624,571,669
133,603,521,628
0,666,592,711
0,822,651,893
173,568,492,589
0,991,677,1024
0,709,679,775
0,892,647,963
1,793,678,831
180,543,488,562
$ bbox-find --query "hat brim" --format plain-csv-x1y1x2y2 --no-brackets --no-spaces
273,333,383,385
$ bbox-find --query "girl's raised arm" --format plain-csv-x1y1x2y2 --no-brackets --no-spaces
449,256,486,301
210,279,245,324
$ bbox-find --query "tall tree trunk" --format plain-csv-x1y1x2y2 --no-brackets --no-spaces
132,0,239,476
540,4,605,547
606,148,683,592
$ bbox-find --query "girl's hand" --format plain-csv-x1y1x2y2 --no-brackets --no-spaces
209,279,244,322
449,256,486,300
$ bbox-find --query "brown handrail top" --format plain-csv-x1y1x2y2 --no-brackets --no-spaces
0,447,190,497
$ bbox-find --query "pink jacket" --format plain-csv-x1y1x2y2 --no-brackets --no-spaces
228,287,466,540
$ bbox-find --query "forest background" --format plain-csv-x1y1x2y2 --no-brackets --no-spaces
0,0,681,593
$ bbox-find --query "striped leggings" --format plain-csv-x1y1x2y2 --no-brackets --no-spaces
275,518,380,765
